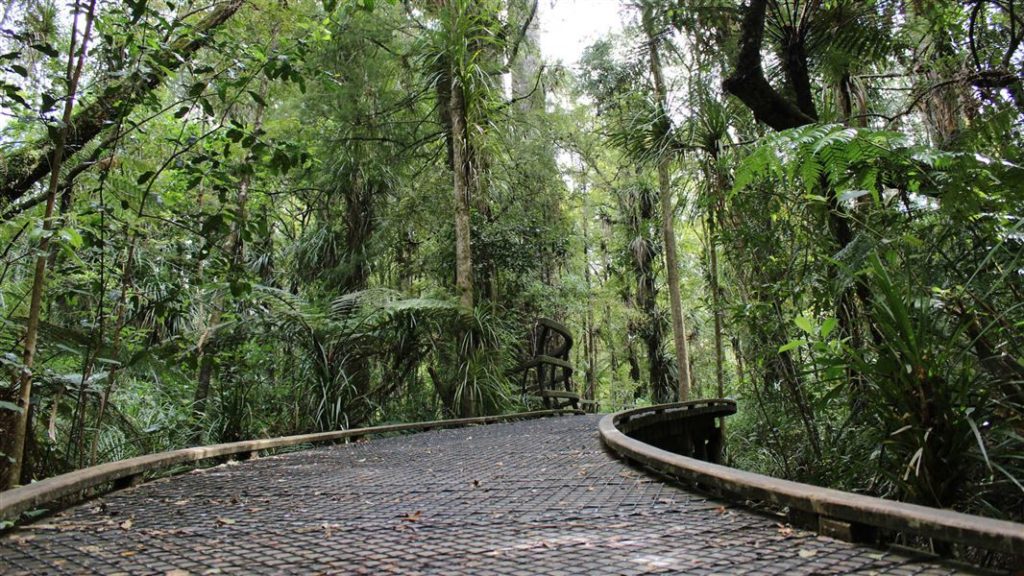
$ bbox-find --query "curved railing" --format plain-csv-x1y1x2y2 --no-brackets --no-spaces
1,409,580,523
600,401,1024,557
610,399,736,463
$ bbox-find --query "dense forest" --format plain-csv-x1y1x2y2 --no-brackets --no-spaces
1,0,1021,527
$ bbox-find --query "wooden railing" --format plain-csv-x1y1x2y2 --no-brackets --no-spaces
600,400,1024,557
610,399,736,464
1,409,581,523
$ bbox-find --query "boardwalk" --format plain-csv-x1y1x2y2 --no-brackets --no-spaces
1,415,981,575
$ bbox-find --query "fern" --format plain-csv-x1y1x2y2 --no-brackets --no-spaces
733,123,938,207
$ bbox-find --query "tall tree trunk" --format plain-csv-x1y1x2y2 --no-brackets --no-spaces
450,75,474,310
707,211,725,399
725,0,881,420
581,181,597,402
705,151,728,399
508,0,542,112
643,5,691,402
3,0,96,489
657,160,691,402
339,168,374,427
629,186,672,403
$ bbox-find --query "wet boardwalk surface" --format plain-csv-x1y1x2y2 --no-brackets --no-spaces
0,414,982,575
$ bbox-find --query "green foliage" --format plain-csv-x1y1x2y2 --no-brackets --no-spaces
725,116,1023,521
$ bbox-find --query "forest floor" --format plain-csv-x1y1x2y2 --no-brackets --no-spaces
0,415,987,574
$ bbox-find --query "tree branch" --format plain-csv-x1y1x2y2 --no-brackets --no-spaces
722,0,814,130
0,0,245,206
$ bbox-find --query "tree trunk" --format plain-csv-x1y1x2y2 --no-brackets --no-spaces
725,0,883,421
4,0,97,489
581,181,598,402
450,74,474,310
632,186,672,404
339,167,375,427
643,5,691,402
707,210,725,399
723,0,814,131
508,0,542,112
704,152,728,399
657,161,691,402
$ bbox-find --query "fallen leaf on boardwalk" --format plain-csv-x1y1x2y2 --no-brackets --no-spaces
402,511,422,522
165,570,191,576
172,500,190,506
472,479,480,487
798,549,817,558
120,551,136,557
120,519,133,530
215,517,236,526
777,523,794,537
716,506,729,515
78,545,102,554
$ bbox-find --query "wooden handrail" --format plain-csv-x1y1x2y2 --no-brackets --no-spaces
1,409,581,523
599,401,1024,556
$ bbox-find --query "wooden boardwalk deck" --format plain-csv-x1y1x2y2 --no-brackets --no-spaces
0,415,984,575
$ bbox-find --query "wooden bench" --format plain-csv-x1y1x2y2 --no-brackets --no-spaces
510,319,581,411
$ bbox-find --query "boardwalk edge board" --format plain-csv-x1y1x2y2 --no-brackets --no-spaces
0,409,581,523
599,400,1024,557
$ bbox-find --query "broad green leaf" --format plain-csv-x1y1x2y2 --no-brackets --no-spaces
820,318,838,339
794,316,814,334
778,339,806,353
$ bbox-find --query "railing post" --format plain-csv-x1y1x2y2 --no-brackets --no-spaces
707,419,724,464
819,517,878,544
